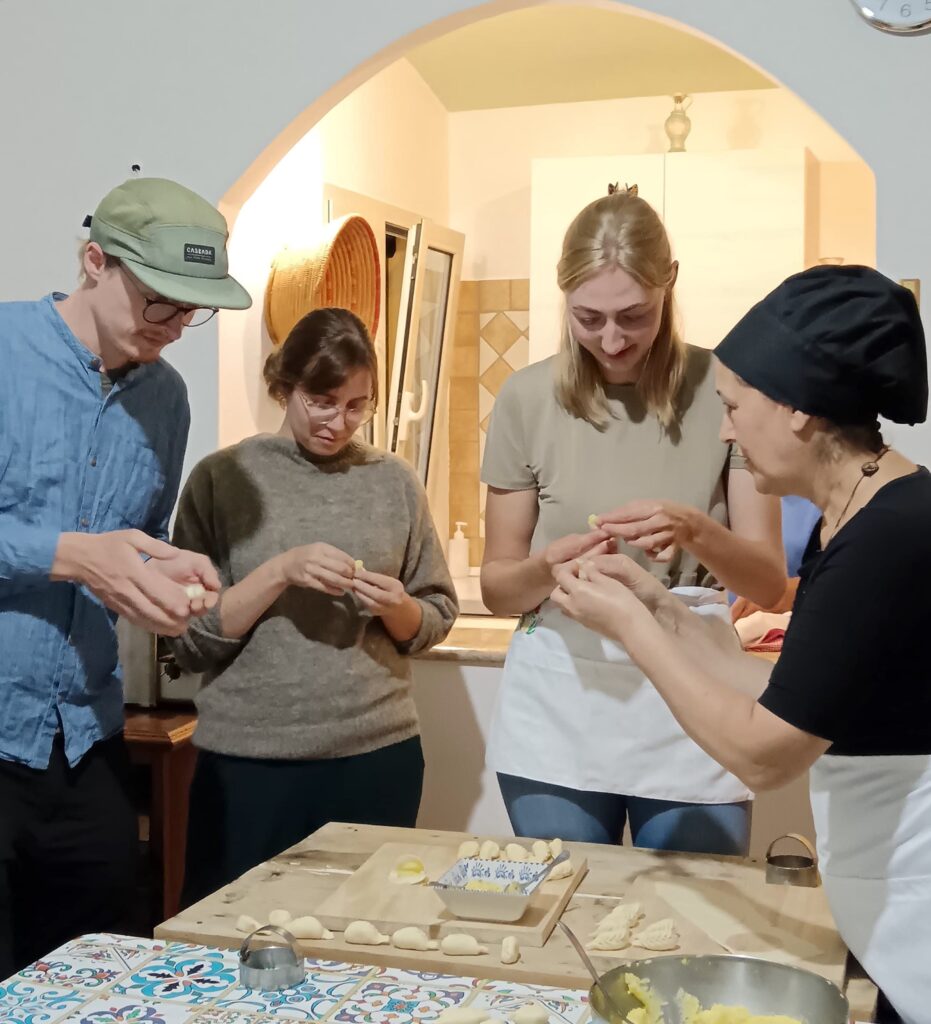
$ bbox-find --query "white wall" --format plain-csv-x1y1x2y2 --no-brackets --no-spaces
0,0,927,454
448,87,874,282
218,58,449,448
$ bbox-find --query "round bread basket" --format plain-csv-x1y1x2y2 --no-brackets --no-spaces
264,214,381,345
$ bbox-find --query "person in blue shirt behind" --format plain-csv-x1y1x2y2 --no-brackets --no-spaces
0,177,251,976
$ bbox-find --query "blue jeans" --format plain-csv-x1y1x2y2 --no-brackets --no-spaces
498,773,751,857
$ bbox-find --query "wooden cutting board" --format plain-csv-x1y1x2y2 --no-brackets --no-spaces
313,841,588,947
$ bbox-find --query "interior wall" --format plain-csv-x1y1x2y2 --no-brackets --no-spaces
448,86,873,282
218,58,450,448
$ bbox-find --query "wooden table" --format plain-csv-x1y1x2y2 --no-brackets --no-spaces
155,822,852,993
125,708,197,922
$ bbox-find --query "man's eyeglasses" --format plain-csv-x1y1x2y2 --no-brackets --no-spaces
297,391,376,427
120,264,218,328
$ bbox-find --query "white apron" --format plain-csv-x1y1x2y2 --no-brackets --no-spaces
487,588,751,804
809,753,931,1024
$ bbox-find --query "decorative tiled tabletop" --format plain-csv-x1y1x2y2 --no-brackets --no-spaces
0,934,592,1024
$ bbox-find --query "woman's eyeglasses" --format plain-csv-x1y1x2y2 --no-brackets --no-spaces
297,391,376,427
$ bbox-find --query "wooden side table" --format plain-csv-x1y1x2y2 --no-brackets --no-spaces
124,709,198,922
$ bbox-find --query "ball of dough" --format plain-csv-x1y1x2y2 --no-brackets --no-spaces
587,924,631,951
235,914,261,934
530,840,551,863
503,843,529,862
441,933,488,956
391,926,439,951
268,909,292,927
354,559,364,571
548,858,573,881
500,936,521,965
289,915,334,940
549,838,564,859
632,918,680,951
587,514,599,529
184,583,206,599
512,1003,550,1024
478,840,500,860
344,920,390,945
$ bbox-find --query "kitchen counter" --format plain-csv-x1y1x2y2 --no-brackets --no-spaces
418,614,516,664
155,822,852,994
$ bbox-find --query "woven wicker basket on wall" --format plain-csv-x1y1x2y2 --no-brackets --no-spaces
264,214,381,345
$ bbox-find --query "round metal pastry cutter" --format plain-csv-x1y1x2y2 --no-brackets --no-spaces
764,832,820,887
239,924,305,991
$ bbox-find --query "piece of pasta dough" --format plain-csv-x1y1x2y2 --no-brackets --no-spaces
586,924,631,951
268,909,292,927
530,840,551,863
458,839,481,859
500,936,521,964
595,901,644,933
344,920,390,945
441,933,488,956
289,915,334,940
512,1003,550,1024
391,926,439,951
235,914,261,934
633,918,680,951
548,858,573,880
478,840,501,860
504,843,529,861
184,583,206,599
549,838,564,859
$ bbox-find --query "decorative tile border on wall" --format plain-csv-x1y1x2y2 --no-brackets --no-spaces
1,934,589,1024
449,280,530,567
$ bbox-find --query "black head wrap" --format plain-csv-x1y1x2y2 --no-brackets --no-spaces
715,265,927,425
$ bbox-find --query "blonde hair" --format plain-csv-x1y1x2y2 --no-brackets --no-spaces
555,190,687,429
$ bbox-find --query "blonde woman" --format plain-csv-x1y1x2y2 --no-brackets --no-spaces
480,189,785,853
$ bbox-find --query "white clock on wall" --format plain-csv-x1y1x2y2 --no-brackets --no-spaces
849,0,931,33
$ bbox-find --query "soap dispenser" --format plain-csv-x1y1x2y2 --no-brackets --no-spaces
448,521,469,579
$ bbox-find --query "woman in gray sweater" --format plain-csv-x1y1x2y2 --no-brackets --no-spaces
170,308,458,904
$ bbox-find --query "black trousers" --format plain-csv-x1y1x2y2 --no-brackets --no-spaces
0,733,138,978
182,735,424,908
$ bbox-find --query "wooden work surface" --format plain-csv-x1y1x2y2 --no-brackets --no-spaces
155,822,848,990
312,841,587,947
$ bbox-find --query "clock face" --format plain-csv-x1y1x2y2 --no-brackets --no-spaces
850,0,931,33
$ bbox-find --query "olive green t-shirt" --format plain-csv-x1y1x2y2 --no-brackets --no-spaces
481,346,737,589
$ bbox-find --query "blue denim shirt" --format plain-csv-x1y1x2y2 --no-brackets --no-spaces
0,294,190,768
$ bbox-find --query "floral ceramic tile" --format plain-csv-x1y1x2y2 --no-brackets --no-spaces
468,982,589,1024
332,979,473,1024
17,940,162,990
111,949,238,1005
367,967,477,988
71,935,169,953
0,978,87,1024
190,1010,277,1024
53,995,201,1022
304,960,376,981
214,970,367,1020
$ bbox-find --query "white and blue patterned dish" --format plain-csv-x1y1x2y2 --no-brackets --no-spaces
433,858,544,922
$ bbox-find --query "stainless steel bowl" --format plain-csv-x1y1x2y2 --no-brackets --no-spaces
589,955,848,1024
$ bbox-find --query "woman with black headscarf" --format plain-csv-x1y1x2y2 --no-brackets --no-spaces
549,265,931,1024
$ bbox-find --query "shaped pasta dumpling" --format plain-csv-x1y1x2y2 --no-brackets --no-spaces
289,915,334,940
458,839,481,859
504,843,529,861
586,924,631,951
344,920,390,945
391,926,439,951
388,855,427,885
478,840,500,860
512,1003,550,1024
441,933,488,956
530,840,551,863
268,909,292,927
633,918,679,951
235,914,261,934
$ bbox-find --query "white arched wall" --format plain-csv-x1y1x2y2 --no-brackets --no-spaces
2,0,928,475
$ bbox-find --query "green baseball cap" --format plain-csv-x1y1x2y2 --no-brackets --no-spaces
87,177,252,310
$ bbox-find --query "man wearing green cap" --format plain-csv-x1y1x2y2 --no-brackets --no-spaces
0,177,252,973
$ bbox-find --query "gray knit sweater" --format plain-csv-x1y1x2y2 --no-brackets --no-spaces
169,434,458,760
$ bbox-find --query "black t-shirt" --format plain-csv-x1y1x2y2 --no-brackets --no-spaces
759,468,931,756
